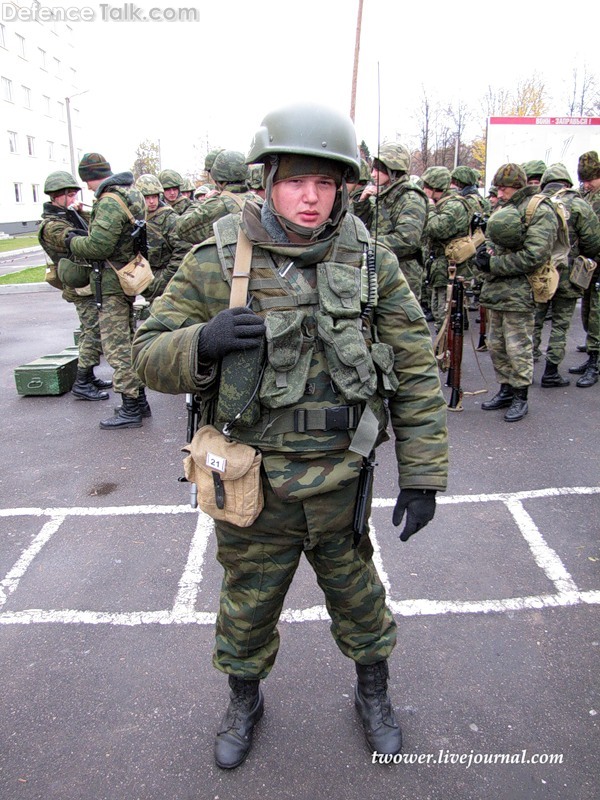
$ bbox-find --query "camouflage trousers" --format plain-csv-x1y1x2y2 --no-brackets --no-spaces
399,260,424,303
581,273,600,353
487,309,534,388
73,295,103,370
431,286,449,330
97,294,141,396
213,476,397,679
532,291,578,366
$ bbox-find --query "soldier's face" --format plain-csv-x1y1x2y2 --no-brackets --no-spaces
144,195,159,212
371,167,390,189
271,175,337,240
497,186,517,202
164,187,180,202
582,177,600,193
52,189,79,208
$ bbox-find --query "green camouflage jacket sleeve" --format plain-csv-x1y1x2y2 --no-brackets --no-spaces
425,194,470,243
175,196,232,244
69,187,144,264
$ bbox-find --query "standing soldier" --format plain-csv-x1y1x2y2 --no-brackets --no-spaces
158,169,197,215
132,102,448,768
521,160,547,187
180,177,196,201
38,171,112,401
475,164,558,421
175,150,251,245
569,151,600,388
421,166,472,330
533,164,600,386
203,147,224,187
65,152,150,428
353,143,428,301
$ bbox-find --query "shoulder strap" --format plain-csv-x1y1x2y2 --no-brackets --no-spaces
101,191,136,224
219,190,246,212
524,194,548,226
229,226,253,308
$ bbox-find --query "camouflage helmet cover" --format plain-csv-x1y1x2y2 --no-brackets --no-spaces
421,166,451,191
136,174,163,196
492,163,527,189
246,163,264,190
377,142,410,174
540,163,573,188
577,151,600,181
180,177,196,192
211,150,249,183
246,102,361,182
44,171,80,195
194,183,214,198
205,148,224,171
488,185,498,197
521,159,547,179
358,158,371,183
158,168,183,189
451,166,477,186
57,257,90,288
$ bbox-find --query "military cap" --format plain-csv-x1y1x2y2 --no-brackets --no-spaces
451,166,477,186
211,150,249,184
78,153,112,182
421,166,451,191
492,163,527,189
376,142,411,174
158,169,184,190
540,163,573,189
577,151,600,182
44,171,80,195
521,159,547,179
136,174,163,196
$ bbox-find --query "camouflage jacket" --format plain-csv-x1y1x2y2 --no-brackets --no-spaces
38,203,92,303
541,183,600,298
424,191,472,288
133,201,448,496
169,194,198,215
69,172,146,297
175,184,250,245
353,175,428,267
480,185,558,312
143,203,192,302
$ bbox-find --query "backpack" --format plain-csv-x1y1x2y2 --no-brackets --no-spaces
523,193,570,303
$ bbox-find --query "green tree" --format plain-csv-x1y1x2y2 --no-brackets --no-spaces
131,140,160,179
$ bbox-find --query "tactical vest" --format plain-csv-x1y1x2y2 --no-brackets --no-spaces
211,214,396,455
38,209,80,265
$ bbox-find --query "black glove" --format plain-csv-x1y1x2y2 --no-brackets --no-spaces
392,489,437,542
474,245,491,273
198,307,266,362
64,230,85,254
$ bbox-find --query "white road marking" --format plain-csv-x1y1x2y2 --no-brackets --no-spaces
0,486,598,626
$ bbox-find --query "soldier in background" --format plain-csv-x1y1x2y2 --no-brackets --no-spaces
175,150,251,245
132,102,448,768
38,170,112,401
203,147,224,187
65,153,150,428
569,151,600,388
487,185,500,211
475,164,558,421
346,158,371,213
521,160,547,187
533,164,600,386
158,169,197,215
353,143,428,301
245,163,266,200
180,177,197,201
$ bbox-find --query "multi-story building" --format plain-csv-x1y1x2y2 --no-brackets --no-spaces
0,7,85,234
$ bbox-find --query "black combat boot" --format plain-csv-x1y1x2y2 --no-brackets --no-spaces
71,368,109,401
569,355,593,375
355,661,402,756
99,395,142,429
541,361,570,388
481,383,513,410
90,368,112,390
575,352,598,388
214,676,264,770
504,386,528,422
114,387,152,418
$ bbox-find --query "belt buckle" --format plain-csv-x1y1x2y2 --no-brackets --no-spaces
325,406,349,430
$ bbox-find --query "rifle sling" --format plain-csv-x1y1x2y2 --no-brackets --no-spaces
229,227,253,307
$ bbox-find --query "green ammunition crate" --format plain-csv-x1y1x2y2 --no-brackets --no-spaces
73,329,81,345
14,353,79,396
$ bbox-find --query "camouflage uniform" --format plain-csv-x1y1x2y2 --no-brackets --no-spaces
159,168,198,215
354,145,428,301
133,202,448,679
480,170,558,391
38,203,102,371
142,203,192,301
69,172,145,398
533,165,600,378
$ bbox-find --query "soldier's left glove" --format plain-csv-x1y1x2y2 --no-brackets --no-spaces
393,489,437,542
474,245,491,273
64,230,85,254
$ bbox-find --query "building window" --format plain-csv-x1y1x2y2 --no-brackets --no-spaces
16,34,26,59
32,184,40,203
38,48,46,70
22,85,31,108
57,100,65,120
2,76,13,102
47,140,54,159
14,183,23,203
8,130,18,153
61,144,68,163
0,24,6,49
42,95,50,115
27,135,35,156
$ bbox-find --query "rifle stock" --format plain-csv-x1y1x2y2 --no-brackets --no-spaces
447,275,464,411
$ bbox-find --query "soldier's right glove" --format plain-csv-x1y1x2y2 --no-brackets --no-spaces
64,230,86,254
474,245,491,272
198,307,266,362
392,488,437,542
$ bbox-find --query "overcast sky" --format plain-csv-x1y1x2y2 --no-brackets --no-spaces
69,0,599,176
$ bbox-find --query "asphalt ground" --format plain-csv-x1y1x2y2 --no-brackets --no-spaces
0,285,598,800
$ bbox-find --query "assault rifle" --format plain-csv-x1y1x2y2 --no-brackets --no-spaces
446,274,465,411
353,454,377,547
476,305,487,351
178,392,202,508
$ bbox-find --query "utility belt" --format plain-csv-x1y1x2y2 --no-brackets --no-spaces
253,403,363,436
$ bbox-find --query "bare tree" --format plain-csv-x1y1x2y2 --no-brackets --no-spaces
507,74,548,116
566,65,600,115
131,140,160,179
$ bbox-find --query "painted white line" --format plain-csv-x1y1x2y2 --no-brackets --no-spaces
0,505,193,518
368,519,393,599
172,510,214,617
372,485,600,508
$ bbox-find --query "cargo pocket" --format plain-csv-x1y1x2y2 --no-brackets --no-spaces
370,342,399,397
259,309,313,409
317,262,361,318
316,311,377,402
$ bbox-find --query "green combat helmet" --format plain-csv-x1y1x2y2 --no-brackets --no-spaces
211,150,249,184
451,166,477,187
521,159,547,181
181,177,196,193
44,171,80,195
540,163,573,189
246,101,361,181
358,158,371,184
194,183,214,199
158,169,183,190
246,163,264,191
421,166,451,191
492,163,527,189
377,142,411,175
205,148,224,173
136,174,163,196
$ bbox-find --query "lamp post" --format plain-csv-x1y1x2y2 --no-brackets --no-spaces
65,90,89,176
